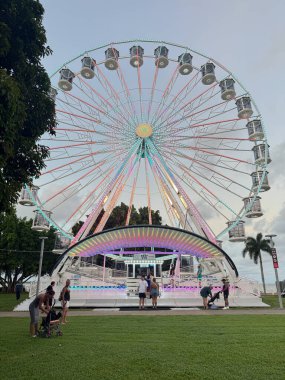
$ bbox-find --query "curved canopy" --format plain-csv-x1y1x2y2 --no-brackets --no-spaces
53,225,238,276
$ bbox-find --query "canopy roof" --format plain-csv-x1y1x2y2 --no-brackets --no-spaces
68,225,222,259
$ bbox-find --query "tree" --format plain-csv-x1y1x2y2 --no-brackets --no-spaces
71,203,162,236
0,209,57,292
242,233,272,294
137,206,162,225
0,0,56,212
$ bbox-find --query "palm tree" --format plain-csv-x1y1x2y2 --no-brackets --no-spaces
242,233,272,294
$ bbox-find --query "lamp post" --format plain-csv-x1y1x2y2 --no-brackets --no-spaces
36,237,48,297
265,234,283,309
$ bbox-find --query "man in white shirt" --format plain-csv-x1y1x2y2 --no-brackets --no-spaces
138,275,148,310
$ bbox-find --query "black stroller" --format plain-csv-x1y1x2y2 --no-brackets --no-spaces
208,291,221,309
39,307,63,338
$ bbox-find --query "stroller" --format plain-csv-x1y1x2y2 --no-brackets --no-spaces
208,291,221,309
39,307,63,338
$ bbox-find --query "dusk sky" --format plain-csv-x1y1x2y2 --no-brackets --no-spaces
21,0,285,284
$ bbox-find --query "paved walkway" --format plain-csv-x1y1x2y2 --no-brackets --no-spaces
1,308,285,317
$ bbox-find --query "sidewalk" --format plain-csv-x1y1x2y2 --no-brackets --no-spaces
1,308,285,317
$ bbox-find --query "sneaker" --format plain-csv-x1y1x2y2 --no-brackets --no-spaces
32,335,37,338
223,307,229,310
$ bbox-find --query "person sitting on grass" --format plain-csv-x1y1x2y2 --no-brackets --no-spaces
29,289,55,337
200,285,213,310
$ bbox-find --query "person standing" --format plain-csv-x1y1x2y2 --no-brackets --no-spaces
138,275,148,310
197,264,202,287
221,279,230,309
46,281,56,307
200,285,213,310
150,278,160,309
60,279,71,324
15,281,23,301
29,289,54,337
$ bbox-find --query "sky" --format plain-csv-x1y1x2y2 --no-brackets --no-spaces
22,0,285,284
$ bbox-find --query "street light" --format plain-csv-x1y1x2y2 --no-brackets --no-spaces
265,234,283,309
36,237,48,297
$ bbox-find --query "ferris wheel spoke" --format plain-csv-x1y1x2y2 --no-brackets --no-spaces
155,81,218,134
151,70,200,126
62,166,115,229
167,160,239,219
154,86,223,136
147,139,216,241
94,152,141,233
144,158,152,224
162,148,250,178
72,79,132,132
58,92,130,135
126,156,142,226
76,76,135,131
95,64,138,128
150,64,180,125
42,158,113,207
40,150,122,188
166,152,249,199
166,161,231,221
146,153,177,226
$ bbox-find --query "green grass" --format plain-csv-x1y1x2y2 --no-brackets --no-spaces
0,292,29,311
261,294,283,308
0,315,285,380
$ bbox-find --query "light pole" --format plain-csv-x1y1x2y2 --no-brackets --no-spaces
265,234,283,309
36,237,48,297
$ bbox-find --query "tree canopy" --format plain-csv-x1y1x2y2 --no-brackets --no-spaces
0,0,56,212
72,203,162,236
0,209,57,292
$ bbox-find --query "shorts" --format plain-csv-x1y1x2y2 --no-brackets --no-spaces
61,300,70,309
223,292,229,300
29,305,39,324
151,289,158,297
139,293,146,299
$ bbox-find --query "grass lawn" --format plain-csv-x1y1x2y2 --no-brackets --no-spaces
0,315,284,380
0,292,29,311
261,294,283,308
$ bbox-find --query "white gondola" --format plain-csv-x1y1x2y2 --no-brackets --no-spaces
227,220,246,242
252,144,271,165
31,210,52,232
49,87,57,102
247,119,264,140
19,186,39,206
243,196,263,218
219,78,236,101
236,97,253,119
154,46,169,68
104,48,119,70
201,63,216,85
251,171,270,192
178,53,193,75
130,46,144,67
58,68,75,91
81,56,95,79
53,232,71,254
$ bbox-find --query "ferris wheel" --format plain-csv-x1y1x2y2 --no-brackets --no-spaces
19,39,271,249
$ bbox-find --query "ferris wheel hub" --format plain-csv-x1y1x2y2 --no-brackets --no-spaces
136,123,153,138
